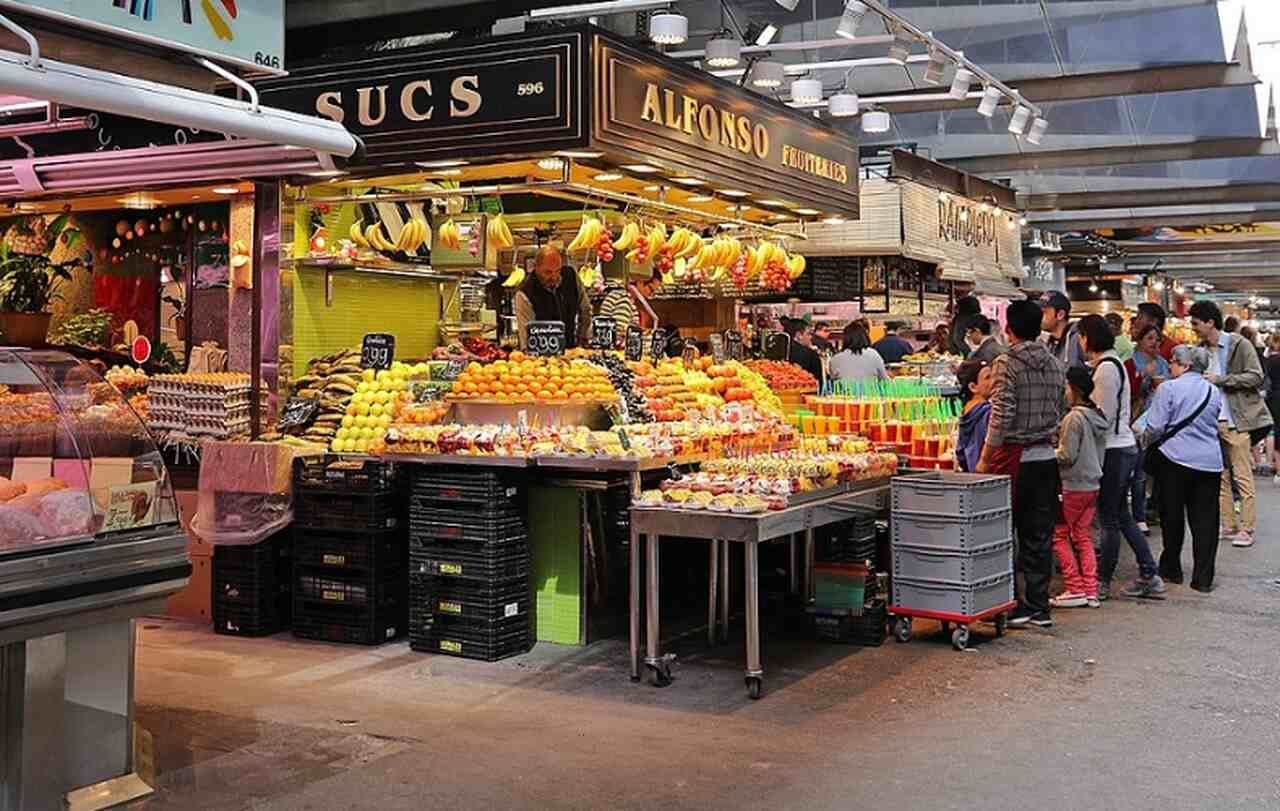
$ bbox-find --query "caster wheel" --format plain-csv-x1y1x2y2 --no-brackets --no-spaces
745,676,763,700
994,614,1008,638
893,617,913,643
951,626,970,651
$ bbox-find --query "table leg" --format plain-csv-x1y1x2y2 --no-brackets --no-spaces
788,534,799,595
718,540,729,642
629,471,642,682
804,527,816,604
744,542,762,699
708,539,719,646
644,531,670,686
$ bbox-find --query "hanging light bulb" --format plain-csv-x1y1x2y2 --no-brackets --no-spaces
976,85,1002,118
1089,280,1099,293
1025,117,1050,145
649,11,688,45
836,1,870,40
923,48,948,85
861,109,891,134
1008,104,1033,135
790,77,823,104
705,35,741,68
886,25,914,65
949,68,974,100
751,60,786,89
828,90,860,117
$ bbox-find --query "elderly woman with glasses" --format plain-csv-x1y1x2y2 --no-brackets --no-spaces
1141,345,1224,593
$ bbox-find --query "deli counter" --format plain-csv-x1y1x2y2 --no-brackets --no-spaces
0,349,189,810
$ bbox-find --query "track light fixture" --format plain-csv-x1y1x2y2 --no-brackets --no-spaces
1025,117,1049,145
648,11,688,45
861,108,890,133
836,1,870,40
886,25,914,65
923,48,948,85
705,34,741,68
751,60,786,89
790,77,823,104
949,68,973,100
745,21,779,47
828,90,860,117
976,85,1002,118
1008,104,1033,135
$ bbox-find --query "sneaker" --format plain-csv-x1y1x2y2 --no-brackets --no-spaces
1232,531,1256,548
1121,577,1166,599
1098,581,1111,602
1086,595,1101,608
1221,527,1242,543
1008,608,1053,628
1051,591,1088,608
1137,521,1150,533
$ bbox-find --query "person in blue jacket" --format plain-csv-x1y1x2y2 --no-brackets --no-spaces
956,359,992,472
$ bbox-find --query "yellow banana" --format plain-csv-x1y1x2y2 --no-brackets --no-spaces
394,220,413,251
745,246,764,278
503,268,527,288
487,214,514,249
647,224,667,254
678,234,703,259
613,221,639,251
787,254,807,279
438,219,461,250
411,218,429,251
349,221,369,248
365,223,390,252
567,216,598,253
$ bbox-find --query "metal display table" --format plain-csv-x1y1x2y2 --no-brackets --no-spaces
629,478,890,699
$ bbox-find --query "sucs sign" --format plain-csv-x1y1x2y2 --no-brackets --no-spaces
0,0,284,72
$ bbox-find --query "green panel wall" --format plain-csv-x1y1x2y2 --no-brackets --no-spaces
292,269,441,376
529,485,583,645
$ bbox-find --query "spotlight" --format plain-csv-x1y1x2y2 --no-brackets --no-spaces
1089,280,1099,293
923,49,948,85
886,26,914,65
745,21,779,47
774,0,800,9
835,1,870,40
790,77,823,104
861,109,890,134
976,85,1002,118
1008,104,1033,135
949,68,974,100
751,60,786,89
828,90,860,117
705,35,741,68
649,11,688,45
1025,117,1049,145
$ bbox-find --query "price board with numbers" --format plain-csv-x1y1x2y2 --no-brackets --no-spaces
527,320,566,357
437,359,466,381
650,328,667,362
277,396,319,432
591,316,617,350
361,333,395,370
625,326,644,361
681,337,698,366
724,330,743,360
709,333,725,364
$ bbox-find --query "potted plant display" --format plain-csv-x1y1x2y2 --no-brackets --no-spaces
0,214,83,347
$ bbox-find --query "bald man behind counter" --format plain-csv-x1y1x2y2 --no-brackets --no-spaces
514,245,593,350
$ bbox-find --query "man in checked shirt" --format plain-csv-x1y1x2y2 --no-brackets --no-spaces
976,298,1068,629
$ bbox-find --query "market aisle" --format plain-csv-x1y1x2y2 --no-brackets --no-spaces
129,499,1280,811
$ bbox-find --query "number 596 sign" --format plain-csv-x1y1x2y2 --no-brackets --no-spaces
517,82,545,96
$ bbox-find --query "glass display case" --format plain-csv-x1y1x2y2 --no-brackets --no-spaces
0,349,177,555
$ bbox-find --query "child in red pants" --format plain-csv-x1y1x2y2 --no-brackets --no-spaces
1052,367,1108,608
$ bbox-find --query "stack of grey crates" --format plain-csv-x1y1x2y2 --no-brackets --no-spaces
890,472,1014,618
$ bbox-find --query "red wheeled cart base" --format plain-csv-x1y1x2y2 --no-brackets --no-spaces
888,600,1017,651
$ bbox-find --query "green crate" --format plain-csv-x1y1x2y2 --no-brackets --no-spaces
815,563,869,612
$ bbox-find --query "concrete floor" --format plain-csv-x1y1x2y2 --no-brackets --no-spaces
130,493,1280,811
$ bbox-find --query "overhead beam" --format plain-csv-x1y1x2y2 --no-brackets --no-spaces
1029,208,1280,231
881,62,1258,114
951,136,1280,174
1122,239,1280,254
1020,183,1280,212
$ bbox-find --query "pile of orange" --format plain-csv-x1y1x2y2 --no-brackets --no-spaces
448,351,617,403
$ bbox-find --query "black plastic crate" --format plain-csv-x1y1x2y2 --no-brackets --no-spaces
296,490,402,532
410,468,522,504
292,583,407,646
294,528,406,574
409,625,532,661
296,454,398,492
408,492,523,519
410,546,530,582
410,583,531,624
295,566,406,607
212,533,292,637
812,600,888,646
409,512,527,546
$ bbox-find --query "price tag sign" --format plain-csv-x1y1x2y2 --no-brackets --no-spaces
361,333,395,370
625,326,644,362
724,330,743,361
278,396,319,432
617,427,631,450
681,337,698,366
591,316,617,350
650,327,667,363
527,320,566,357
764,330,790,362
130,335,152,365
709,333,725,364
437,359,466,381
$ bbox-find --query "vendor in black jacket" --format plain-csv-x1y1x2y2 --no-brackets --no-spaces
782,316,824,382
514,245,593,350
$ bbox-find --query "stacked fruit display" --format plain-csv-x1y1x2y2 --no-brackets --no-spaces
446,352,615,403
285,349,364,443
746,360,818,393
576,350,653,423
331,362,428,454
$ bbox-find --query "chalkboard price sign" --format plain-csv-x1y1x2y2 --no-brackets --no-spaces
763,330,790,361
681,337,698,366
527,320,566,357
625,326,644,361
591,316,617,350
724,330,743,360
278,396,319,432
709,333,725,364
650,327,667,362
437,359,466,381
361,333,395,370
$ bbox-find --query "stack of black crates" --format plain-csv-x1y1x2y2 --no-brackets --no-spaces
811,515,888,646
292,456,408,645
408,468,533,661
212,529,292,637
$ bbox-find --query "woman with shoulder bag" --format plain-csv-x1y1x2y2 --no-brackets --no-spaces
1141,345,1224,593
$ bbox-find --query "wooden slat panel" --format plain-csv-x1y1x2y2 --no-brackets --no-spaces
798,179,901,256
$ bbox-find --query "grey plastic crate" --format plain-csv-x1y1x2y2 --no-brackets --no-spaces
891,509,1012,551
892,540,1013,585
892,573,1014,618
892,472,1010,518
